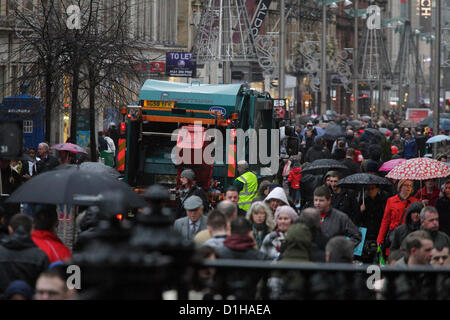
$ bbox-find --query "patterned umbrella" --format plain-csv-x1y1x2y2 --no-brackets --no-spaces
386,157,450,180
378,158,407,172
51,143,87,154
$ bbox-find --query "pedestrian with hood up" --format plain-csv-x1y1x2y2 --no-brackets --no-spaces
265,221,313,299
389,201,424,251
0,214,49,293
245,201,275,249
264,187,290,215
175,169,209,219
260,205,298,260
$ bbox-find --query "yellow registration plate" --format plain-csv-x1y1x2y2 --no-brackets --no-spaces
143,100,175,108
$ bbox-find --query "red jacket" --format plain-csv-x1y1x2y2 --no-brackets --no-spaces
288,167,302,190
414,186,440,207
376,194,419,244
31,230,72,264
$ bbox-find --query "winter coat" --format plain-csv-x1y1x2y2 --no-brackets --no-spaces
31,230,72,263
315,208,362,250
175,185,210,219
0,228,49,293
287,167,302,190
376,194,419,244
260,230,286,260
36,154,60,174
359,192,388,241
414,186,441,207
404,138,418,159
436,195,450,236
202,235,227,250
389,201,423,251
304,144,331,163
330,188,360,225
391,138,405,157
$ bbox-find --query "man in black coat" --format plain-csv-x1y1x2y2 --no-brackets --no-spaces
313,185,362,251
340,148,361,177
436,180,450,236
304,137,331,163
0,214,49,293
36,142,60,174
327,171,360,225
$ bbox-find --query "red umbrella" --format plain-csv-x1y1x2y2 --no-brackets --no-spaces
51,143,87,154
378,158,406,172
386,157,450,180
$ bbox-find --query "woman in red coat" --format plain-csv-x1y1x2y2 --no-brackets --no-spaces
377,179,418,253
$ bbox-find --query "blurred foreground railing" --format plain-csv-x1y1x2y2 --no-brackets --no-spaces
187,259,450,300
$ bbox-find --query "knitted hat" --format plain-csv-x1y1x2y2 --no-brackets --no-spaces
274,205,298,224
366,161,379,173
3,280,32,300
180,169,196,181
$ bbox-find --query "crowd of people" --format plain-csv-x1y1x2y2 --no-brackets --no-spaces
0,113,449,300
172,114,450,299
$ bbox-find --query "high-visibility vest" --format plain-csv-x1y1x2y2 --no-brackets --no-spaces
235,171,258,212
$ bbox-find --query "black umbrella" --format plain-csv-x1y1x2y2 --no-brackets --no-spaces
364,128,382,136
347,120,362,129
322,124,345,140
336,173,392,189
7,167,146,208
336,173,392,205
420,113,450,127
55,162,121,178
301,159,348,174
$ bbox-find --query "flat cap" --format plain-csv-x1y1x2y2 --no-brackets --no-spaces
183,195,203,210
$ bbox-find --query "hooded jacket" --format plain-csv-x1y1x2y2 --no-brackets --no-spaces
280,223,312,262
31,230,72,264
0,228,49,293
265,187,289,207
389,201,423,251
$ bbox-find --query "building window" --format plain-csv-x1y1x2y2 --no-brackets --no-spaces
23,120,33,133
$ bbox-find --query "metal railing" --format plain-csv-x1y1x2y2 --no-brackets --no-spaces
189,259,450,300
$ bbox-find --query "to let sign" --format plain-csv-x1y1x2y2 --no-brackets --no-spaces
166,52,197,77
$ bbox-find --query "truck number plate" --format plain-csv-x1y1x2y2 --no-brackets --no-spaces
143,100,175,108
